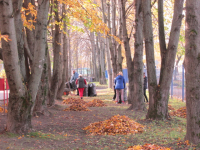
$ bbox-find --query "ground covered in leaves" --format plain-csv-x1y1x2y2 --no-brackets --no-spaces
0,86,198,150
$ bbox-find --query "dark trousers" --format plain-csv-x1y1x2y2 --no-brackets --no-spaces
113,86,116,100
144,88,148,102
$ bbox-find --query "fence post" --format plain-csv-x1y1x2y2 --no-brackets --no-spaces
182,64,185,102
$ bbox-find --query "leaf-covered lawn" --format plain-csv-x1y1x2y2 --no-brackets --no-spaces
0,86,198,150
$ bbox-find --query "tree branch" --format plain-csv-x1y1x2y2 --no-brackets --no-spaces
23,30,33,63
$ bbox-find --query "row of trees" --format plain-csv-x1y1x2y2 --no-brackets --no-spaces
0,0,200,144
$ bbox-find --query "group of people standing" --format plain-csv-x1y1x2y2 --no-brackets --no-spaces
70,70,148,103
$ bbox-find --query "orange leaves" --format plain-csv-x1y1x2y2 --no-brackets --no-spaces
62,97,87,105
170,107,186,118
127,143,171,150
63,103,90,111
83,115,145,135
0,106,7,113
168,105,175,111
85,99,107,107
0,34,11,42
21,3,37,30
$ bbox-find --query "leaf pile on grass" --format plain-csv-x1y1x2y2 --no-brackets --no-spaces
168,104,175,111
127,143,171,150
63,103,90,111
62,97,87,105
83,114,144,135
170,107,186,118
85,99,107,107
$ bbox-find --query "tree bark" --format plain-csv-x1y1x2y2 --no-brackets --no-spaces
48,0,62,106
119,0,134,105
185,0,200,144
130,0,145,110
142,0,157,118
147,0,184,119
0,0,49,133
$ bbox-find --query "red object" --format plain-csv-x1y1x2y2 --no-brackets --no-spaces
0,78,9,113
78,88,84,98
63,92,66,95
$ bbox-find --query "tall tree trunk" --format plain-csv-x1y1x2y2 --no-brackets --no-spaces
185,0,200,144
119,0,134,104
57,9,67,99
142,0,157,118
13,0,26,79
147,0,184,119
49,0,62,106
33,43,49,116
128,0,145,110
0,0,49,133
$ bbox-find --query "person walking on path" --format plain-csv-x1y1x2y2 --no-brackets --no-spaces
115,71,126,104
76,74,87,99
143,72,148,103
112,73,119,101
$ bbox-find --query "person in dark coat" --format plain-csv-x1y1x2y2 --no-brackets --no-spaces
76,74,87,99
115,71,126,104
112,73,119,101
144,72,148,103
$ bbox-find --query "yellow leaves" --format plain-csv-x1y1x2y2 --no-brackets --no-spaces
83,114,145,135
18,135,24,139
0,69,6,79
127,143,171,150
21,3,37,30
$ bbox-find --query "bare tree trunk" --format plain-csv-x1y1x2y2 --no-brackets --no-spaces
127,0,145,110
0,0,49,133
33,43,49,116
119,0,134,105
142,0,157,118
49,0,62,106
147,0,184,119
13,0,26,79
57,8,67,99
185,0,200,144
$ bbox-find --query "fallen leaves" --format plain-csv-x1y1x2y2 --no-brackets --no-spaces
62,97,87,105
62,98,106,111
0,106,7,113
127,143,171,150
85,99,107,107
170,107,186,118
83,114,144,135
168,105,175,111
63,103,91,111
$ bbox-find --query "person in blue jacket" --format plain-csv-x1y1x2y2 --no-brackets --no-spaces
115,71,126,104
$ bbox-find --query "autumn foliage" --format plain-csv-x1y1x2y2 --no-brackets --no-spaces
83,115,144,135
169,107,186,118
62,97,87,105
85,99,107,107
0,106,7,113
127,143,171,150
63,103,90,111
168,105,175,111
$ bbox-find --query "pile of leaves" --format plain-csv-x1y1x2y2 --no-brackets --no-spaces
85,99,107,107
127,143,171,150
0,106,7,113
63,103,90,111
83,114,144,135
170,107,186,118
62,97,87,105
168,104,175,111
